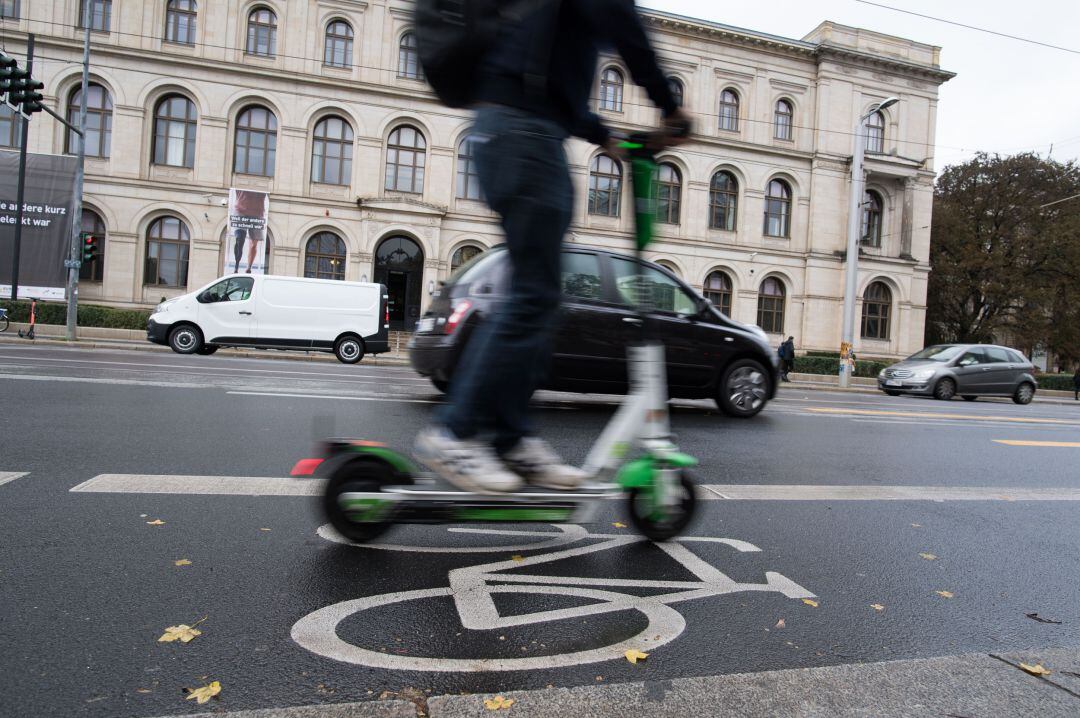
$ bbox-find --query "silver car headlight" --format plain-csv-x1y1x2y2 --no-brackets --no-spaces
911,368,935,381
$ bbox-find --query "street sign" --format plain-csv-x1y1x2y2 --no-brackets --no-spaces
63,259,81,269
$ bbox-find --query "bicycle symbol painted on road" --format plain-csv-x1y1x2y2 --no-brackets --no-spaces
291,523,815,672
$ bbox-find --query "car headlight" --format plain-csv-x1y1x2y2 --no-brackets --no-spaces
878,368,887,378
911,369,935,381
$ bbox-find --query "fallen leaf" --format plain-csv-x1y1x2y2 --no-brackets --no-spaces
140,514,148,518
1019,662,1051,677
158,616,207,643
625,649,649,664
935,590,954,599
511,555,524,562
802,598,819,607
871,604,885,612
910,523,922,528
174,559,192,567
259,527,271,532
775,618,786,629
612,522,627,529
185,681,221,704
919,553,937,561
1025,612,1062,625
135,689,153,694
146,519,165,526
483,695,515,710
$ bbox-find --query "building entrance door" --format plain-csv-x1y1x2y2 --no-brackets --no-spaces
374,236,424,331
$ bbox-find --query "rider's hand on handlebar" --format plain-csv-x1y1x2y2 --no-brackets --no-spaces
662,108,692,147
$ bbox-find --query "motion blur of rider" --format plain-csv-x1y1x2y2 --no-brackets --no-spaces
416,0,691,494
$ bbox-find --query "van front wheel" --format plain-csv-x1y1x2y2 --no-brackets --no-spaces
334,336,364,364
168,324,203,354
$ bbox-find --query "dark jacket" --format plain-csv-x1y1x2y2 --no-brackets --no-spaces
1073,370,1080,389
478,0,678,145
779,340,795,361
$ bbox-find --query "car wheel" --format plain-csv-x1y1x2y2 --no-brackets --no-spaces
431,377,450,393
933,377,956,401
168,324,203,355
884,390,902,397
962,395,977,402
716,358,769,418
334,336,364,364
197,345,219,356
1013,382,1035,405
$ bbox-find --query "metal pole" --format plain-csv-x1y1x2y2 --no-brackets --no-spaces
9,34,33,303
66,3,92,340
839,114,867,388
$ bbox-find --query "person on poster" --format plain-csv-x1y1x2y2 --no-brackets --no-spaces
228,189,268,274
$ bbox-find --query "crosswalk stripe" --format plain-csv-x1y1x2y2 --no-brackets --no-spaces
993,440,1080,448
70,474,325,495
0,472,28,488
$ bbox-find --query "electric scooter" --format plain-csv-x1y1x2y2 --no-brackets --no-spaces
292,132,699,542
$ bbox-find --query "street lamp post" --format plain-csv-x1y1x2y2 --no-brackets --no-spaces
839,97,899,388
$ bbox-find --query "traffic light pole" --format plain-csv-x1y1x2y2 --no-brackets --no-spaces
9,34,33,303
66,3,92,340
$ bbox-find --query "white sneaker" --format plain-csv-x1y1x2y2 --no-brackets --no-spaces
414,427,523,494
502,437,590,490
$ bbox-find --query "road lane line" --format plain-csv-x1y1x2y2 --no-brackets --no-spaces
993,440,1080,448
0,472,28,488
70,474,326,495
701,485,1080,501
227,390,439,404
806,407,1079,425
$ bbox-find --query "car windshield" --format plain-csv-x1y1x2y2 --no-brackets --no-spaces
906,345,964,362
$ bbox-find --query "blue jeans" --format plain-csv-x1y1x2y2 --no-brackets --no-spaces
438,106,573,452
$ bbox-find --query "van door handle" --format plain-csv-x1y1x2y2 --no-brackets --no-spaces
980,367,991,371
239,311,253,316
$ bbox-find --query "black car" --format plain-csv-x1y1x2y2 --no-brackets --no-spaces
409,246,779,418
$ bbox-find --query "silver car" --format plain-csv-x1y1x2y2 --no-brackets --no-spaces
878,344,1038,404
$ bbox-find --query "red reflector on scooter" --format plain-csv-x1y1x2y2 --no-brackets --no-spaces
290,458,324,476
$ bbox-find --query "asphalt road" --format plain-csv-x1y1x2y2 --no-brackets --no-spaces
1,344,1079,717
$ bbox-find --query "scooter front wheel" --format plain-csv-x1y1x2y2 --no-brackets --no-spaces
323,458,397,543
627,471,697,541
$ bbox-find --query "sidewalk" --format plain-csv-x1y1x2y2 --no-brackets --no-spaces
165,647,1080,718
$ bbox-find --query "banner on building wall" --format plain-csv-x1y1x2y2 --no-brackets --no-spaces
224,188,269,275
0,150,78,300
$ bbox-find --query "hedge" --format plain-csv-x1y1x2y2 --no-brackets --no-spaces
791,355,891,378
1035,374,1079,392
803,349,895,363
0,299,151,330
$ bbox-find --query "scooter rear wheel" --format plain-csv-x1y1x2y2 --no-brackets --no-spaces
323,458,396,543
627,471,697,541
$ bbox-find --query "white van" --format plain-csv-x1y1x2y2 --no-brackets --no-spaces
147,274,389,364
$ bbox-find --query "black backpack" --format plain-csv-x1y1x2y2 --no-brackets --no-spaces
413,0,556,108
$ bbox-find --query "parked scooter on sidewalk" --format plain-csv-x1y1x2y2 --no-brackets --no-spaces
0,307,9,333
16,298,36,340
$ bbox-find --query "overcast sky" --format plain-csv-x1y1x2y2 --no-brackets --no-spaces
641,0,1080,169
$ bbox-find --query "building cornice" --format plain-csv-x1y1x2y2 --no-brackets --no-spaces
816,44,956,83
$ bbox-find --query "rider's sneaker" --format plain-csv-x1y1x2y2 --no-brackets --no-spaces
415,426,523,494
502,437,589,490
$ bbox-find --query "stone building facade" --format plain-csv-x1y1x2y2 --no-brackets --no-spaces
0,0,952,356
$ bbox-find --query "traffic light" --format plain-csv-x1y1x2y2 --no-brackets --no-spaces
6,66,30,108
0,52,17,101
18,78,45,114
81,233,97,263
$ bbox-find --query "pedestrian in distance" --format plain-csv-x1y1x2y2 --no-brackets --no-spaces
413,0,691,494
1073,366,1080,401
779,336,795,381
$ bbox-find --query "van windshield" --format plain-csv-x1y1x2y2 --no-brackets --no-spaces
906,345,964,362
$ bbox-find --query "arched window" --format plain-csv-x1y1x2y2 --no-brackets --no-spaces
774,99,793,141
861,281,892,340
588,154,621,216
657,163,681,225
78,0,111,32
756,277,785,334
668,77,684,108
451,244,483,273
719,89,739,132
144,216,190,288
304,232,346,280
1,1,18,20
311,116,354,186
152,94,197,168
656,261,680,278
866,110,885,153
600,68,623,112
165,0,197,45
234,106,277,177
79,209,106,282
861,190,883,247
1,104,23,149
704,271,732,317
763,179,791,238
324,19,353,68
67,83,113,158
709,171,738,231
246,7,277,57
398,33,422,79
384,125,426,194
456,135,482,201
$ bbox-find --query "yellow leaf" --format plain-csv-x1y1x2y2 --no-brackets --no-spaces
775,618,786,629
919,553,937,561
185,681,221,705
934,590,954,599
483,695,515,710
174,559,192,567
146,519,165,526
801,598,819,607
158,624,202,643
612,522,627,529
511,555,524,562
135,688,153,694
624,649,649,664
871,604,885,612
1019,662,1051,677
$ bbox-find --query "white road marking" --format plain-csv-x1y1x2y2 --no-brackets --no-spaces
0,373,217,389
70,474,325,495
0,472,28,488
701,484,1080,501
227,390,439,404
